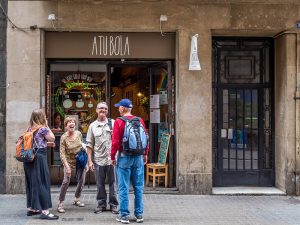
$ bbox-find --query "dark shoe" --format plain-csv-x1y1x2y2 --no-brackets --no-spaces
27,210,41,216
110,205,118,214
135,214,144,223
116,214,130,224
94,206,106,214
40,212,59,220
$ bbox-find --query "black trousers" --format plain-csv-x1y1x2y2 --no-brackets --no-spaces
94,164,118,208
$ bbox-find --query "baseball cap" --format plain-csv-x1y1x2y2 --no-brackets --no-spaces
114,98,133,108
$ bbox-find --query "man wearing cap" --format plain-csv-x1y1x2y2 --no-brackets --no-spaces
86,102,119,214
111,98,149,224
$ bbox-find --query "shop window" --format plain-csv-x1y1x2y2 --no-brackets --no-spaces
48,63,106,165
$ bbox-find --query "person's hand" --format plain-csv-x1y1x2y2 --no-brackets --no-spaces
88,161,95,171
47,142,55,147
111,160,116,166
65,165,71,177
143,155,148,165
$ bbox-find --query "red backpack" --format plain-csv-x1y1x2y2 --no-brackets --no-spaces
15,126,41,162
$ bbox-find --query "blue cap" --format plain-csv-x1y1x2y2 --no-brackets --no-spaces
114,98,133,108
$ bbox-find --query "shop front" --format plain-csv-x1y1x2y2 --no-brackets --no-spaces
45,32,177,187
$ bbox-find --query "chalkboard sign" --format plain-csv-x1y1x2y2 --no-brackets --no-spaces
157,133,170,165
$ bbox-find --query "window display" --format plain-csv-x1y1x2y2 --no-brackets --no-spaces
51,70,106,135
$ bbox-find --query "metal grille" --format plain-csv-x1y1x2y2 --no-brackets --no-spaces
212,37,274,186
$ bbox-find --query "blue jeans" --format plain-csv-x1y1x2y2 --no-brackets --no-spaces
117,154,144,217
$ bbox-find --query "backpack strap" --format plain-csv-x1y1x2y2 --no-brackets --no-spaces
107,118,112,130
119,116,128,122
28,126,43,149
119,116,139,122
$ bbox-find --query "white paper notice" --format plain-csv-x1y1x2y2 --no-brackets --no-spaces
160,91,168,105
189,34,201,71
150,109,160,123
150,95,160,108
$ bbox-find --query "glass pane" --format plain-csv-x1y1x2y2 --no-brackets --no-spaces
230,159,236,169
237,160,244,170
245,160,251,169
223,159,228,169
229,89,236,127
223,148,228,158
252,90,258,128
252,150,258,160
245,150,251,160
253,160,258,170
244,89,252,128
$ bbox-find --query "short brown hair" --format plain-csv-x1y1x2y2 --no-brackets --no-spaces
64,116,77,127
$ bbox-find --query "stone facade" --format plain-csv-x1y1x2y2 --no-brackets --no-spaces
5,0,300,194
0,0,7,194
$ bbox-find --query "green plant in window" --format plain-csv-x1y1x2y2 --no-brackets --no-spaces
140,96,149,113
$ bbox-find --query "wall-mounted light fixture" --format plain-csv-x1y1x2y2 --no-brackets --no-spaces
160,15,168,36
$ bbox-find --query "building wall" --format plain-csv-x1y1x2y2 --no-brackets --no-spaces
6,0,300,194
0,0,7,194
275,34,297,195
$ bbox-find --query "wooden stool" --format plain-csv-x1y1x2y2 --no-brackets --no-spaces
146,163,168,187
146,133,170,188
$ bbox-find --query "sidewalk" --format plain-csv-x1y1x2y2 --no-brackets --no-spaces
1,190,300,225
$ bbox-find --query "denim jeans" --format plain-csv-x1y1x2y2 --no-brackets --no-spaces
117,154,144,217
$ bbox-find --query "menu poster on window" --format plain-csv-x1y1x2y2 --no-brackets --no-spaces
150,109,160,123
150,94,160,109
160,91,168,105
158,122,169,142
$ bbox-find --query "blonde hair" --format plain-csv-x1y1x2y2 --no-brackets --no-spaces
64,116,77,127
30,109,47,128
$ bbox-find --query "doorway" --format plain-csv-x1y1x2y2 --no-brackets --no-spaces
108,61,176,187
212,37,274,186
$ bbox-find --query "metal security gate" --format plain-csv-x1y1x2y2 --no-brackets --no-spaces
212,37,274,186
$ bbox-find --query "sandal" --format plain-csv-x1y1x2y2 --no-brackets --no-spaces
57,203,65,213
27,210,41,216
74,200,85,207
40,212,59,220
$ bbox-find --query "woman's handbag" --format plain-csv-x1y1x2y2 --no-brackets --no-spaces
75,148,88,181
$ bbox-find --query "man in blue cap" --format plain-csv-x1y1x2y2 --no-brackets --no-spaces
111,98,149,224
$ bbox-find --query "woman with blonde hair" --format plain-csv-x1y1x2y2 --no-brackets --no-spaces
57,116,87,213
24,109,59,220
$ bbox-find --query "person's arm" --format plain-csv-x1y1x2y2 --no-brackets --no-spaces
45,128,55,142
60,135,71,176
87,146,94,171
111,119,122,164
86,124,95,171
140,119,149,164
45,119,55,142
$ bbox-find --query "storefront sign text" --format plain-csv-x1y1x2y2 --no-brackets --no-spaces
62,73,93,90
92,35,130,56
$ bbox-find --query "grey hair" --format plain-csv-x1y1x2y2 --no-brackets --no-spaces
97,102,108,108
